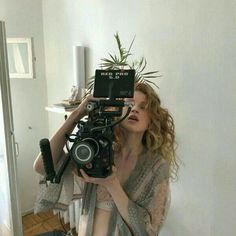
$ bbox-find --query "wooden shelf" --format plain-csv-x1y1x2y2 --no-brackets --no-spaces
45,106,74,115
45,106,88,122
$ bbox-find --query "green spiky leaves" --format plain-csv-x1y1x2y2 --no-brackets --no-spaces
99,33,134,70
85,33,160,96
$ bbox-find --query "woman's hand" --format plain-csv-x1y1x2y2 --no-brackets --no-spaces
72,94,106,122
71,95,94,119
79,166,119,189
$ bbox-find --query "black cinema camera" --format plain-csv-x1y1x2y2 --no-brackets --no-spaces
68,69,135,178
39,70,135,182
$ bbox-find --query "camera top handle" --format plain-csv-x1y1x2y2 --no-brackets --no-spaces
90,101,133,133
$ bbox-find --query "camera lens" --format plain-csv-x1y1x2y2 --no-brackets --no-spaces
77,144,91,158
73,142,94,164
71,138,99,164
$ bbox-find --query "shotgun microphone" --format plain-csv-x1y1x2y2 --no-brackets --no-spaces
39,138,56,182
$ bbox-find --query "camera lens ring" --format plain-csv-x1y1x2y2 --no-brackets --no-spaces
71,138,99,164
72,142,94,164
82,137,99,157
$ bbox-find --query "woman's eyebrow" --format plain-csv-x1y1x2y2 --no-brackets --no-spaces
139,101,147,105
126,98,134,102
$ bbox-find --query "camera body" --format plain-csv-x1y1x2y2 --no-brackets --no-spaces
70,102,116,178
68,70,135,178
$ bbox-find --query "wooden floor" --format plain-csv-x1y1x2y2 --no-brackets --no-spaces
22,211,71,236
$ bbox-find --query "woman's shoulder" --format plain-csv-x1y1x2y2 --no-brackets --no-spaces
143,150,170,182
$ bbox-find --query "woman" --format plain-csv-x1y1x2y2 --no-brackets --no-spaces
33,82,178,236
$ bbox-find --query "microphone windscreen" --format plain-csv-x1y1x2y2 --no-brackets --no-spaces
39,138,55,181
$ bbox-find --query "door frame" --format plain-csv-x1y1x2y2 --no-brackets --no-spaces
0,21,23,236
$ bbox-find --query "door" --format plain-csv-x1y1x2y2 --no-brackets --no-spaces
0,21,23,236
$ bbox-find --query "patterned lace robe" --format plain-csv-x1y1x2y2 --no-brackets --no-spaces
35,149,170,236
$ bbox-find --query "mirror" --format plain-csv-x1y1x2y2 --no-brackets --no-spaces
7,38,34,79
1,1,235,236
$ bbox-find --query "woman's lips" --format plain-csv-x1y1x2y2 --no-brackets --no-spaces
128,115,139,121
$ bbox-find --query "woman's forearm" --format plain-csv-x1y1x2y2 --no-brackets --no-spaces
106,179,131,226
33,106,85,174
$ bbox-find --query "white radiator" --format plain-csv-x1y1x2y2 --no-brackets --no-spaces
55,199,82,233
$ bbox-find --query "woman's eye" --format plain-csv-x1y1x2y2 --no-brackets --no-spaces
139,105,146,110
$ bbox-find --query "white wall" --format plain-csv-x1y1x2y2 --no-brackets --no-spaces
42,0,236,235
0,0,49,213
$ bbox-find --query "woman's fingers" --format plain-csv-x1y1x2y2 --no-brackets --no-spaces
79,166,118,187
112,165,117,173
80,169,96,183
80,169,90,180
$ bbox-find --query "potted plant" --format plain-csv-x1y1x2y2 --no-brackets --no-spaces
85,33,160,96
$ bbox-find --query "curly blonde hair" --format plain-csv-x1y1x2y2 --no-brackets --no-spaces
115,83,179,181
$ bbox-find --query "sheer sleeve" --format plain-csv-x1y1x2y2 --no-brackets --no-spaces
126,161,170,236
53,152,84,210
34,152,84,213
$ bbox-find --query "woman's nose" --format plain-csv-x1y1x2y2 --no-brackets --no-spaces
131,105,139,113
